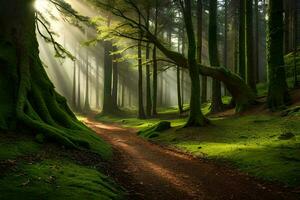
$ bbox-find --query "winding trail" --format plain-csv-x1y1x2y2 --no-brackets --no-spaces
84,118,299,200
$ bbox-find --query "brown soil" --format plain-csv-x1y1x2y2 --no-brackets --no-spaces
84,119,299,200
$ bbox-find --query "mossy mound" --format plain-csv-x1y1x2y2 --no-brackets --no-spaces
138,121,171,138
0,132,125,200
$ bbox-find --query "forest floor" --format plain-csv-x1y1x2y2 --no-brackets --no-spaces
0,132,125,199
84,117,300,200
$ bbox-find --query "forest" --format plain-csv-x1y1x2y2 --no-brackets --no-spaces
0,0,300,199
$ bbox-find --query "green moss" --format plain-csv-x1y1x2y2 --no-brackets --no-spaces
138,121,171,138
0,135,41,160
0,160,124,200
0,133,124,200
100,110,300,186
154,115,300,186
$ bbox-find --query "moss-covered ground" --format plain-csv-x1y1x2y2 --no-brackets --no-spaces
97,100,300,187
0,132,125,200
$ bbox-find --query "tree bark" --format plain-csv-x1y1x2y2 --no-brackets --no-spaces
152,0,158,116
239,0,246,80
267,0,290,110
0,0,103,152
138,15,146,119
83,49,90,113
245,0,256,91
111,46,119,110
72,47,77,110
209,0,224,113
197,0,207,103
183,0,208,126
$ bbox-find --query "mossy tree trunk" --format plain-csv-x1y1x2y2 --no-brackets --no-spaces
267,0,290,110
183,0,208,127
0,0,99,150
209,0,224,113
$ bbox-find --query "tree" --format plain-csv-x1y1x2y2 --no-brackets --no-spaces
72,46,77,110
145,8,152,116
239,0,246,80
177,31,183,114
152,0,159,116
182,0,208,126
0,0,105,152
209,0,224,113
197,0,207,103
137,14,146,119
245,0,256,91
99,0,256,114
267,0,290,110
111,46,119,110
83,49,91,113
77,58,82,112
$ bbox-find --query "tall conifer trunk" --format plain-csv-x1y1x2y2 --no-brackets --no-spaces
209,0,224,113
267,0,290,110
239,0,246,79
245,0,256,91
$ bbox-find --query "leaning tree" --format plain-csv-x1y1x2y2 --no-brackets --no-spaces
0,0,110,156
94,0,256,124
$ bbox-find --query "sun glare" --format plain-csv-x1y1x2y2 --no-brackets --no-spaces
34,0,48,12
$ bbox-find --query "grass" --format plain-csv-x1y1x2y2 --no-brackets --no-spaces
0,133,125,200
97,103,300,187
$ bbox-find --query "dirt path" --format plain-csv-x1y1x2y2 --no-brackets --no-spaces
84,119,299,200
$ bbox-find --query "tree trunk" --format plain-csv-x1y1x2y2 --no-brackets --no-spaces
138,14,146,119
102,41,113,114
146,44,152,116
83,50,90,113
183,0,208,126
111,46,119,110
267,0,290,110
197,0,207,103
95,55,100,109
152,45,158,116
239,0,246,80
72,47,77,110
209,0,224,113
254,0,260,83
245,0,256,91
152,0,158,116
0,0,103,152
77,59,82,112
177,32,183,114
